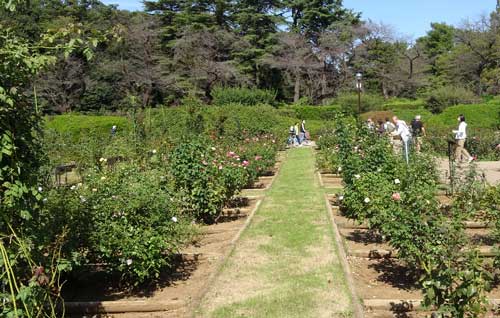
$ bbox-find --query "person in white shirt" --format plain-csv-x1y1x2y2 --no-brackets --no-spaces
452,114,473,163
391,116,411,164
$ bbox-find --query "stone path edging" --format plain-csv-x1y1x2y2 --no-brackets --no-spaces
324,193,365,318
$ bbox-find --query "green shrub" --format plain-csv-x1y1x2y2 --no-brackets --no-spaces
334,92,385,114
286,105,341,121
426,103,500,129
383,98,425,110
425,86,479,114
205,104,292,141
45,114,130,139
392,108,433,123
44,163,194,285
211,87,277,106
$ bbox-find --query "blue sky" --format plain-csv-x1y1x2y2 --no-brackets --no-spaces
102,0,497,38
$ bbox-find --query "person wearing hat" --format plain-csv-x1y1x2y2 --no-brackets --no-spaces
410,115,426,153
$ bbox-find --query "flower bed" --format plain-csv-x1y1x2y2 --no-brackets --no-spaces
317,115,500,317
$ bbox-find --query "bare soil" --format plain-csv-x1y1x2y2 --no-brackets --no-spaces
437,158,500,185
319,173,344,188
326,197,500,318
64,197,262,318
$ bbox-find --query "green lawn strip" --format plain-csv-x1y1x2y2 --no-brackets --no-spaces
198,147,353,318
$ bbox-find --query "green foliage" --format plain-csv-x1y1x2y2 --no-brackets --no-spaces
0,2,108,316
212,87,277,106
426,102,500,129
45,114,131,140
319,115,492,316
74,164,192,284
383,98,426,110
333,92,385,114
425,86,479,114
285,105,341,120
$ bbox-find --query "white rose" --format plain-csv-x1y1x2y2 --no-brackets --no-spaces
38,186,43,192
100,176,106,181
70,185,76,190
364,197,370,203
152,149,157,154
354,174,361,179
394,179,401,184
171,216,178,223
126,259,133,266
338,195,344,201
337,166,342,172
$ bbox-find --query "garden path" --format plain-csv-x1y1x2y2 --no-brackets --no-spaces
196,147,353,317
436,158,500,185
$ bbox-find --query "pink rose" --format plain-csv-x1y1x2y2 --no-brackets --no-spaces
242,160,249,167
392,192,401,201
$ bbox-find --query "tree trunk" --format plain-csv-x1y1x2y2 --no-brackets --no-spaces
321,71,327,98
294,71,301,103
381,81,389,99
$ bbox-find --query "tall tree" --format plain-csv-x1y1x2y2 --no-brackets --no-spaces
285,0,359,44
437,12,500,94
145,0,233,51
417,22,454,75
232,0,281,85
264,32,320,102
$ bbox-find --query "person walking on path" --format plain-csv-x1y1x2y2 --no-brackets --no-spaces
391,116,412,164
410,115,426,153
453,114,474,163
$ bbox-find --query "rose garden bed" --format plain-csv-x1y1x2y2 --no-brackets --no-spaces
63,196,263,316
325,194,500,318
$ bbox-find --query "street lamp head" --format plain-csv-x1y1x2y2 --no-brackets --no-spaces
356,72,362,81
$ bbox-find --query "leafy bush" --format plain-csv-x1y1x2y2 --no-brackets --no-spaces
426,103,500,129
323,115,491,316
46,114,130,138
211,87,277,106
286,105,341,121
425,86,479,114
383,98,425,110
333,92,385,114
205,104,291,141
46,163,194,285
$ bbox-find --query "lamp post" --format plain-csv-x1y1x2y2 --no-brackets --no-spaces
355,72,362,114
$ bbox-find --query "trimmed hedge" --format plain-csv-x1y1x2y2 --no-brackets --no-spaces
427,103,500,129
279,105,341,121
45,114,131,138
383,98,425,110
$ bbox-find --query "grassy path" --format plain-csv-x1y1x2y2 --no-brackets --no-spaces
196,147,352,318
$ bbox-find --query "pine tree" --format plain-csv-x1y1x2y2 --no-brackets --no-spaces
232,0,282,84
285,0,358,44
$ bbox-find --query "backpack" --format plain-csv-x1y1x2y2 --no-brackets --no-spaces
385,122,395,133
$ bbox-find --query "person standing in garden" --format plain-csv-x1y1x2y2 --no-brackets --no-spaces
377,120,385,135
294,122,301,145
391,116,411,164
453,114,474,163
383,118,395,133
300,120,309,145
410,115,426,153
